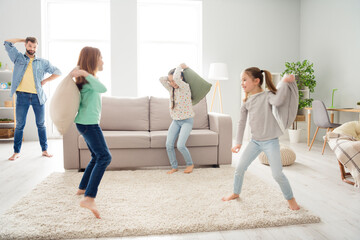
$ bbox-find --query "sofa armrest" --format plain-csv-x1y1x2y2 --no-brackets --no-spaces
63,123,80,170
209,112,232,165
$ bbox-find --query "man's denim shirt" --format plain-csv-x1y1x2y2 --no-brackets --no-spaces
4,41,61,105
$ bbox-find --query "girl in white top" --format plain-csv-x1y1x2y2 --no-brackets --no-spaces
222,67,300,211
160,63,195,174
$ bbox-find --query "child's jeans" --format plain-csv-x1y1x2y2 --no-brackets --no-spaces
166,118,194,169
234,138,294,200
76,124,112,198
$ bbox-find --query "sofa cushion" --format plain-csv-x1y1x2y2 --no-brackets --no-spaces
79,131,151,149
149,97,209,131
100,96,149,131
193,98,210,129
150,129,218,148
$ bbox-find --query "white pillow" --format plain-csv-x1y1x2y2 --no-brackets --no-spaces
50,74,80,135
333,121,360,141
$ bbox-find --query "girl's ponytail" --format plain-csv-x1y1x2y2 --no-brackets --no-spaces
263,70,277,94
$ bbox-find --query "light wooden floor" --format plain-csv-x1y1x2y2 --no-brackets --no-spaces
0,139,359,240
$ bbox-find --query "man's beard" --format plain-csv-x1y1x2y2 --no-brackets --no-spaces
26,49,35,56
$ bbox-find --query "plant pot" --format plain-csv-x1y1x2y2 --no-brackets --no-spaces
288,129,302,143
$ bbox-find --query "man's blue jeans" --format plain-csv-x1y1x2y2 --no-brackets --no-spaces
234,138,294,200
76,124,112,198
166,118,194,169
14,91,47,153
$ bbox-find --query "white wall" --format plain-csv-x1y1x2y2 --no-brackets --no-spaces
300,0,360,140
202,0,300,137
110,0,137,97
0,0,42,142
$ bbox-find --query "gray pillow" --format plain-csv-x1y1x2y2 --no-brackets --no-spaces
183,68,212,106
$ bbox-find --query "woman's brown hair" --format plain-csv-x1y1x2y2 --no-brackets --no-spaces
243,67,277,102
76,46,101,90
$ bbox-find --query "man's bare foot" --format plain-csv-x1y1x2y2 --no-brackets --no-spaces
76,189,85,195
184,165,194,174
222,193,240,201
80,197,101,219
167,168,178,174
42,151,53,158
288,198,300,210
8,153,20,161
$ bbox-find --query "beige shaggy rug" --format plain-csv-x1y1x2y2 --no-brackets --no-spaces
0,166,320,239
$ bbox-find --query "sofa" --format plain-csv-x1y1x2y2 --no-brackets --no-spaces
63,96,232,170
327,121,360,187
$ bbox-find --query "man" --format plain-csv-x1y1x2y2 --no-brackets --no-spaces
4,37,61,161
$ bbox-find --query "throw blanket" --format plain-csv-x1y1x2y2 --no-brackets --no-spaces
327,132,360,188
272,81,299,132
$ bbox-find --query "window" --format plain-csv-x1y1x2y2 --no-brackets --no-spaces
137,0,202,97
42,0,110,136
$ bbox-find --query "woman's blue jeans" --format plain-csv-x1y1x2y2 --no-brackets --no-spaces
14,92,47,153
234,138,294,200
166,118,194,169
76,124,112,198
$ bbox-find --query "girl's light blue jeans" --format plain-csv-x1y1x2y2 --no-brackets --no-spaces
166,118,194,169
234,138,294,200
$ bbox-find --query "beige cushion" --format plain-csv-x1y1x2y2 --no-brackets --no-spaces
50,74,80,135
258,145,296,166
150,129,218,148
149,97,172,131
79,131,151,149
193,98,209,129
100,96,149,131
149,97,209,131
333,121,360,141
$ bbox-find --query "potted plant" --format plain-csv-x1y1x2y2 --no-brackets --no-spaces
282,60,316,143
357,102,360,109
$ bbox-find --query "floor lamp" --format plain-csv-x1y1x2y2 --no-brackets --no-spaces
208,63,228,113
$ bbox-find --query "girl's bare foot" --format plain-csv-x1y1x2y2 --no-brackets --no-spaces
167,169,178,174
8,153,20,161
288,198,300,210
222,193,240,201
184,165,194,174
76,189,85,195
80,197,101,219
42,151,53,158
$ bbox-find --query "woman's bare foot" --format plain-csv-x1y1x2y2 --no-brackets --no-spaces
184,165,194,174
76,189,85,195
80,197,101,219
288,198,300,210
8,153,20,161
42,151,53,158
222,193,240,201
167,169,178,174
